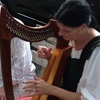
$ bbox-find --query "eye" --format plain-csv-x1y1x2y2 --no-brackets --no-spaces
64,30,70,33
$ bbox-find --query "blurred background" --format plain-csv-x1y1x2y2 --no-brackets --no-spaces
1,0,100,27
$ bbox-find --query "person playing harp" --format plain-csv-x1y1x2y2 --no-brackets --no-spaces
23,0,100,100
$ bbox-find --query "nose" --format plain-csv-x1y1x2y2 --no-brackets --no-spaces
58,30,62,36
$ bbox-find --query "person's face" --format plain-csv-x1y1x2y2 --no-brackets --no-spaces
57,22,82,41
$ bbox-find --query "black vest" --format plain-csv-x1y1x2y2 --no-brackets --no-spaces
61,36,100,92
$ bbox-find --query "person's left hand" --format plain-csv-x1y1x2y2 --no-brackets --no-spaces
23,75,54,96
0,86,6,100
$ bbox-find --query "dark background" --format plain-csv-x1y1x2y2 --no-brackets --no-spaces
1,0,100,26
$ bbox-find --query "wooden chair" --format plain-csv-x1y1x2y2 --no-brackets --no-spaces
0,4,72,100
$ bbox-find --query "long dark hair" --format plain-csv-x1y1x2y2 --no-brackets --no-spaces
54,0,100,31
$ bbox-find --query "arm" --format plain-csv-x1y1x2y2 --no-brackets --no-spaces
77,47,100,100
23,75,81,100
0,86,6,99
23,47,100,100
51,86,81,100
11,38,35,85
11,37,26,85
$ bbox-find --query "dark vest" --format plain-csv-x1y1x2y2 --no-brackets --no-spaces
61,36,100,92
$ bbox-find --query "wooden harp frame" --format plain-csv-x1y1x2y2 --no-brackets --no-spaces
0,4,72,100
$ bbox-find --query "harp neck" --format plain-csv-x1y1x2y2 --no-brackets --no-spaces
0,5,69,49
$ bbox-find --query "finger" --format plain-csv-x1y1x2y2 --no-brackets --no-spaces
34,75,41,80
23,84,35,89
46,48,52,59
37,49,43,54
26,92,38,97
48,48,52,52
0,97,6,100
38,54,46,59
24,80,37,84
24,88,35,92
38,46,46,52
37,51,47,59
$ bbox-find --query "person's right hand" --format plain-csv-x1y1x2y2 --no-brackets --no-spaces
0,86,6,100
37,46,52,60
23,75,54,96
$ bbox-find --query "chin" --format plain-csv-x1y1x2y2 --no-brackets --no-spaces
63,37,69,41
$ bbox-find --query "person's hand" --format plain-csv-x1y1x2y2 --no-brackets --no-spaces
37,46,52,60
0,86,6,100
23,75,54,96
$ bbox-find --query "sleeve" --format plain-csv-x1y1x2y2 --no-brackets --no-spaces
77,47,100,100
11,38,27,85
11,38,35,85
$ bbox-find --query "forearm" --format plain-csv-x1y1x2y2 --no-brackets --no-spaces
51,86,81,100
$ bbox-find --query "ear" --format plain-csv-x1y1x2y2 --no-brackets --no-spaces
80,23,87,28
79,23,88,34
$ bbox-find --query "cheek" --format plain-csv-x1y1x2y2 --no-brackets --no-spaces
58,31,61,36
71,30,81,39
58,30,65,36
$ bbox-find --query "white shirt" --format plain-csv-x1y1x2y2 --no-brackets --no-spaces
0,18,36,86
0,37,36,86
71,47,100,100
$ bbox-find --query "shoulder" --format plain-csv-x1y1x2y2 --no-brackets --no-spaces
90,46,100,58
85,46,100,69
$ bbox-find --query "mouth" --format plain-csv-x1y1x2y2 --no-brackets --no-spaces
63,36,69,40
63,36,67,40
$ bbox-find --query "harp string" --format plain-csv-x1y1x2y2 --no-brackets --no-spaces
11,38,32,99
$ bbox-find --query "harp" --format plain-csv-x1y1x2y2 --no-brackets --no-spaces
0,4,72,100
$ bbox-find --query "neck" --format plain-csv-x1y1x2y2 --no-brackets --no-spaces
72,28,100,50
